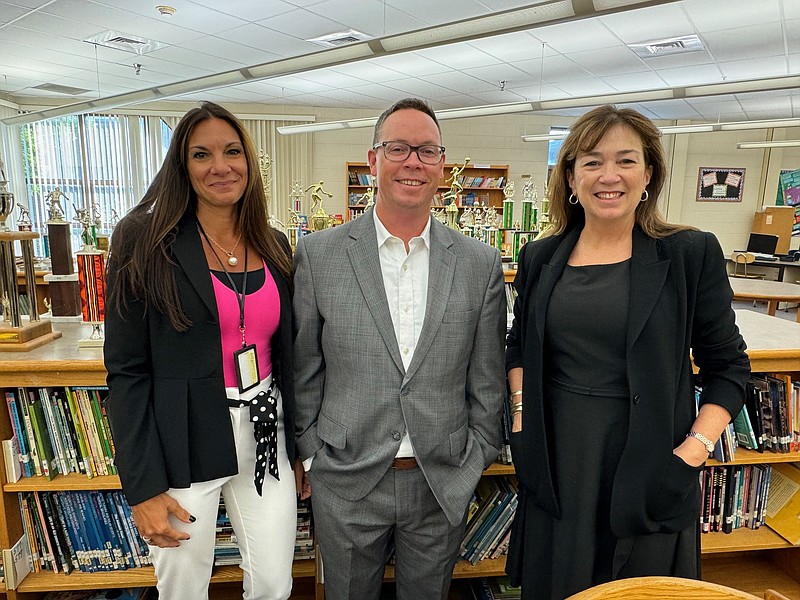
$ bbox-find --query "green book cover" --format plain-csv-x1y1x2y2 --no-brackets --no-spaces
25,390,56,481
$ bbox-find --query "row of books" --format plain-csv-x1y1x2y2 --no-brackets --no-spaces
348,171,373,186
213,497,315,566
700,464,772,534
456,176,506,189
468,576,521,599
460,476,517,565
710,374,798,462
5,386,115,480
19,489,150,575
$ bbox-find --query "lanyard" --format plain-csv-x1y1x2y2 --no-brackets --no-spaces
197,221,249,348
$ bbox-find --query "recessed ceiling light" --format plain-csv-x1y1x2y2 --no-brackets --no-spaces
156,5,177,16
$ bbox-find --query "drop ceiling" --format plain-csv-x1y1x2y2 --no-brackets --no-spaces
1,0,799,124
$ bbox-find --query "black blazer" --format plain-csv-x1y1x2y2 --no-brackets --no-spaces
506,226,750,537
104,213,296,506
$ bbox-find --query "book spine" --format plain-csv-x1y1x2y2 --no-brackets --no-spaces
89,388,116,475
63,387,94,477
44,491,76,573
32,491,58,572
38,388,68,476
56,492,89,572
52,390,81,474
77,388,106,476
6,390,32,477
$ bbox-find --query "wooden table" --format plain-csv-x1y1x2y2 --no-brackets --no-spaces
729,277,800,322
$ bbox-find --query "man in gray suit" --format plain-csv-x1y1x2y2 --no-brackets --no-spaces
293,97,506,600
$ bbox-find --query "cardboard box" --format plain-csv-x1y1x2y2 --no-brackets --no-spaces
752,205,795,254
766,462,800,544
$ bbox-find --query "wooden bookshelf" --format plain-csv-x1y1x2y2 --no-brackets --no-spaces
697,310,800,599
0,322,320,600
345,162,509,221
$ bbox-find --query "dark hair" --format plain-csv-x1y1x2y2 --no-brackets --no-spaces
544,104,693,239
108,101,292,331
373,98,441,145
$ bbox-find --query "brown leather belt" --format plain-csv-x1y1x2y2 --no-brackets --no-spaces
392,457,418,470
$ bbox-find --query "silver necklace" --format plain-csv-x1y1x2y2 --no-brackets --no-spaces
198,223,243,266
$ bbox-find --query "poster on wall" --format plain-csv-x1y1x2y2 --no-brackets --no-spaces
775,168,800,236
696,167,745,202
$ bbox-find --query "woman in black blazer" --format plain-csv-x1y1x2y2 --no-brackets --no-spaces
105,102,302,600
505,105,750,599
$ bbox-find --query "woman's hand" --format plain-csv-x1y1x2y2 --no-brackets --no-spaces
131,492,194,548
294,458,311,500
673,438,710,468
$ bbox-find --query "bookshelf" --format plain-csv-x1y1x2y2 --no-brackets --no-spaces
699,309,800,598
0,323,319,600
345,162,510,221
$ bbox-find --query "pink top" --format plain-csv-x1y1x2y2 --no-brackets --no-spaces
211,262,280,388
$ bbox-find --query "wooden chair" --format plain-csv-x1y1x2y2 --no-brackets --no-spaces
730,251,766,280
564,576,763,599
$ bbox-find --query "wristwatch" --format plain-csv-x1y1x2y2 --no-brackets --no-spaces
686,430,715,453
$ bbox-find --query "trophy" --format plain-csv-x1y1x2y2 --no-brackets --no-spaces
17,205,33,232
443,158,470,230
0,156,61,350
76,248,106,348
45,187,67,223
260,151,285,230
521,178,536,232
0,158,15,232
305,181,334,232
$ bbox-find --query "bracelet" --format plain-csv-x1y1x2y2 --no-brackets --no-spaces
510,390,523,397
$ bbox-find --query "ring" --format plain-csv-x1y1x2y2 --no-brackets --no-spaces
142,537,153,544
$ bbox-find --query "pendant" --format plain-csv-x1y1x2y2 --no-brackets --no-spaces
228,255,238,266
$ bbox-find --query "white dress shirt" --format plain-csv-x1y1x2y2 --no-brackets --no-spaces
373,209,430,458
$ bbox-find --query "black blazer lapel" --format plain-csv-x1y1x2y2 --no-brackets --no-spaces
171,217,218,320
534,227,580,342
627,227,670,350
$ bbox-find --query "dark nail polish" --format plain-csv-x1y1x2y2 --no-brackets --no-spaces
189,515,196,523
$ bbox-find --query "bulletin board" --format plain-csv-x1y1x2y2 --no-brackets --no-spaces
697,167,745,202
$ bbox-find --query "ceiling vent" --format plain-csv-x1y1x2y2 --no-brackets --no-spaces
83,30,167,55
33,83,92,96
307,29,372,48
628,34,705,59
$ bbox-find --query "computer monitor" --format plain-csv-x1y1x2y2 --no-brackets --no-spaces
746,232,779,255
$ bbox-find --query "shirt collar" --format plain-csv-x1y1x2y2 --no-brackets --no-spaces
373,207,431,250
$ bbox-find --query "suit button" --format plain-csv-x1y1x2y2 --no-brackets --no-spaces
633,394,640,405
401,387,409,396
392,431,401,441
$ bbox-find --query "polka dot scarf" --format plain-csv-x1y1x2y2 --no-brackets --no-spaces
233,379,280,495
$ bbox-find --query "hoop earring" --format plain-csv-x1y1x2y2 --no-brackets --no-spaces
568,194,579,205
641,190,649,202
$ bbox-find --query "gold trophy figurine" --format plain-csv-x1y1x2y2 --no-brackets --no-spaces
443,157,470,230
260,151,285,230
305,181,334,232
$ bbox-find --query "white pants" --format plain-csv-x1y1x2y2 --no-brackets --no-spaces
149,378,297,600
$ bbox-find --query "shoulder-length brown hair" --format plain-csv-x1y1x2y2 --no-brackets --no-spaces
543,104,693,239
108,101,292,331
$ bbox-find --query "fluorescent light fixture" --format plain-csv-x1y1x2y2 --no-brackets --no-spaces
659,124,714,134
278,102,535,135
521,133,568,142
737,140,800,149
720,118,800,131
522,116,800,142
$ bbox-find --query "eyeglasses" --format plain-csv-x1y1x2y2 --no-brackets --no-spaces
372,141,445,165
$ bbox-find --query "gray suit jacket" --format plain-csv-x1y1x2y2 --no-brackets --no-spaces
293,209,506,526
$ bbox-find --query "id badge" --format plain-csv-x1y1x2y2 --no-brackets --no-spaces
234,344,260,393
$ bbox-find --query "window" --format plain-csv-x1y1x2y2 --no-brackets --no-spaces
20,114,172,253
546,127,567,183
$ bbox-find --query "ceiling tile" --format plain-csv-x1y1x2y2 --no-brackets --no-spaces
371,54,451,77
513,54,591,83
530,19,621,53
0,2,33,26
598,4,695,44
89,0,248,34
657,63,724,87
179,36,283,65
307,0,425,37
290,69,365,87
462,62,530,85
382,0,496,26
219,23,319,57
416,44,501,70
566,47,650,77
189,0,296,21
329,62,404,83
548,78,617,97
702,24,786,62
468,31,543,63
683,0,782,31
381,78,460,99
602,71,668,92
256,7,348,40
146,46,245,71
635,50,715,70
418,72,499,94
718,57,790,81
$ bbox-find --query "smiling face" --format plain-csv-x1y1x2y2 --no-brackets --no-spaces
368,108,445,217
186,117,248,215
567,123,652,230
